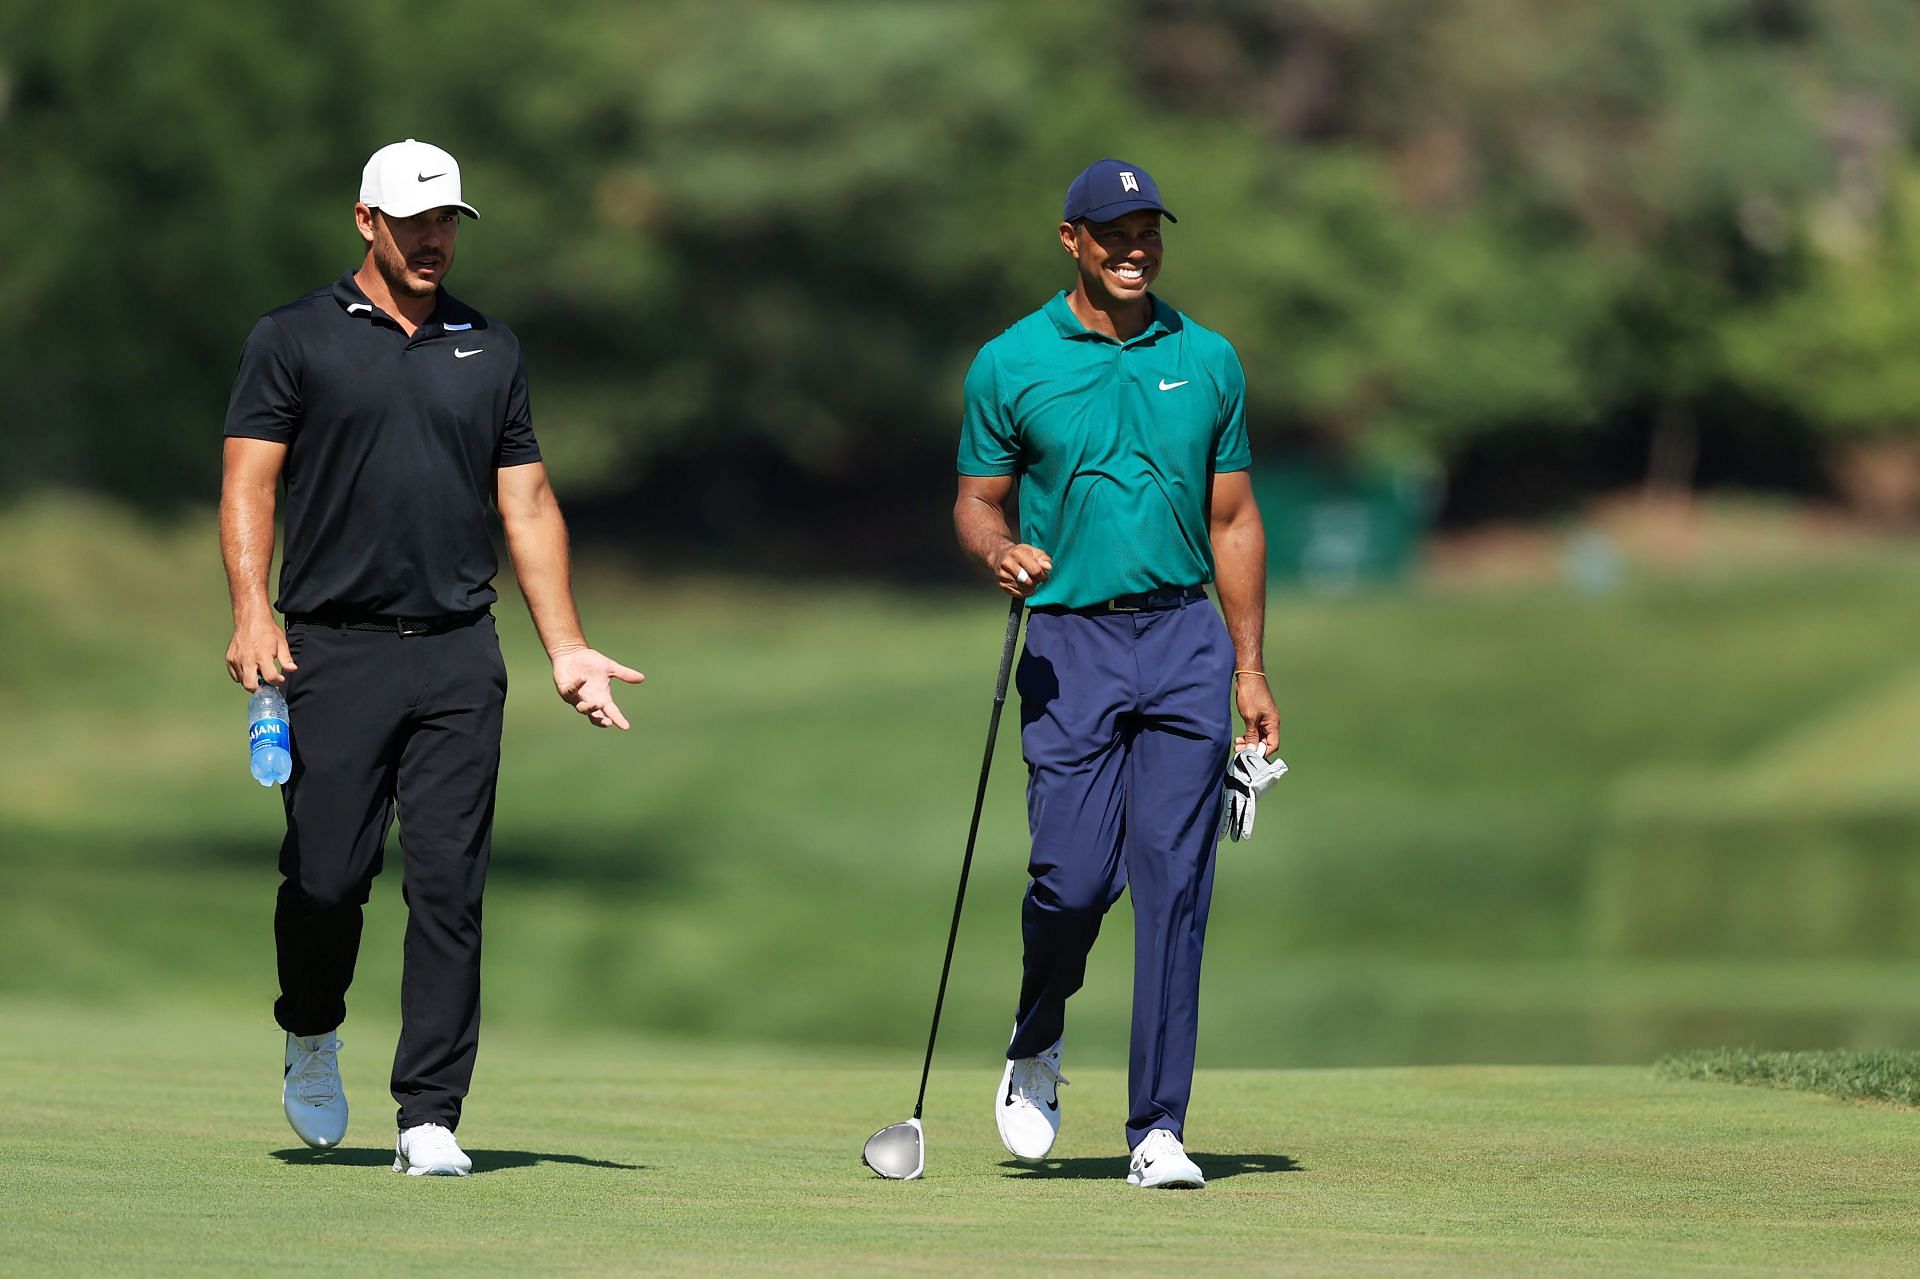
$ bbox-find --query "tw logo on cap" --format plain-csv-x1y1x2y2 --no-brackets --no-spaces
1062,158,1177,224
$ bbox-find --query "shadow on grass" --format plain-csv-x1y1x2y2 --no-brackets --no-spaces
271,1148,643,1173
999,1152,1300,1181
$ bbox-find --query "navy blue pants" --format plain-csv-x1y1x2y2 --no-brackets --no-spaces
1007,594,1234,1149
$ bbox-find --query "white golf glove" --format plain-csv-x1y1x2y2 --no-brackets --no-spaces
1220,747,1288,843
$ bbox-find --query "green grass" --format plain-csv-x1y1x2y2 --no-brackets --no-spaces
10,493,1920,1064
5,998,1918,1277
1658,1047,1920,1108
10,496,1920,1272
1589,655,1920,958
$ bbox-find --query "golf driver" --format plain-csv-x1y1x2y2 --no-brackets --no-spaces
863,592,1026,1179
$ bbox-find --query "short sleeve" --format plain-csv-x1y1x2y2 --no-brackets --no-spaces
1212,343,1252,473
224,316,301,442
956,346,1018,476
494,348,542,467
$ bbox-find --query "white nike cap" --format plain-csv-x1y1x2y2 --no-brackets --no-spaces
358,138,480,220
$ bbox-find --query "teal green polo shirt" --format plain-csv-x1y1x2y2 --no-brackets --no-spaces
957,291,1252,608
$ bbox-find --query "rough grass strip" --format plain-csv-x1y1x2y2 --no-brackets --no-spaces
1656,1047,1920,1108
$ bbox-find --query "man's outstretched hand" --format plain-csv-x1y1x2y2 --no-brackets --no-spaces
551,647,645,730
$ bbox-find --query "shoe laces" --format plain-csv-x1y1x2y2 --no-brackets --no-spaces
287,1036,342,1107
1131,1128,1180,1172
1009,1054,1069,1108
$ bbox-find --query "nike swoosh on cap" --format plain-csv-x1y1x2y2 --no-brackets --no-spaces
1159,379,1190,391
455,348,483,359
417,171,447,182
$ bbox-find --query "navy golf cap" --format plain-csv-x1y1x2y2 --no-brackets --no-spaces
1063,158,1177,224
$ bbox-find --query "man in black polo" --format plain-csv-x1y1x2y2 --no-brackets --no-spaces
220,139,642,1176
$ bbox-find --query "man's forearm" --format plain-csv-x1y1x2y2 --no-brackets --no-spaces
954,492,1016,569
1212,511,1268,669
220,477,278,624
503,504,589,656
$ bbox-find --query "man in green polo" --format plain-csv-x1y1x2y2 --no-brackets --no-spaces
954,158,1279,1189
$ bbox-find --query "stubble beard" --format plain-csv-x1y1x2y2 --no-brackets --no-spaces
375,234,440,299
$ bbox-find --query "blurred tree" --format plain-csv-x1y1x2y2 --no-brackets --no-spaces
1724,167,1920,518
1726,169,1920,439
1135,0,1920,488
0,1,366,500
4,0,1920,547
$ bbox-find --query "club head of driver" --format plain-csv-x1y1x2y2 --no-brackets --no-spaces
862,1118,924,1180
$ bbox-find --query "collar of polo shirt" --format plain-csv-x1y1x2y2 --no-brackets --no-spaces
329,272,481,335
1043,290,1176,346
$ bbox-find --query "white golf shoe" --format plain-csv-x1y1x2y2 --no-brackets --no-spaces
995,1038,1067,1161
394,1123,472,1176
1127,1128,1205,1189
282,1032,348,1150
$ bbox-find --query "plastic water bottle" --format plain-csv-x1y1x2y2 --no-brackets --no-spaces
247,684,292,786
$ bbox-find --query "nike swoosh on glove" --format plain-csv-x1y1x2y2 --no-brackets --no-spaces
1220,747,1289,842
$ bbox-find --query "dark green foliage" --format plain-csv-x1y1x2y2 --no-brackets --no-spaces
1658,1046,1920,1107
6,0,1920,530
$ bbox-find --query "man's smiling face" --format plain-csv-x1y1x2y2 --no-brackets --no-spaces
1061,209,1163,305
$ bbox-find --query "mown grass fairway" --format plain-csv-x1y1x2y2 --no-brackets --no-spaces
5,999,1918,1277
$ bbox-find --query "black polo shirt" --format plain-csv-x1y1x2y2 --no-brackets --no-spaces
224,272,541,618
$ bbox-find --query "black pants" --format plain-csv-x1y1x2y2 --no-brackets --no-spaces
275,612,506,1132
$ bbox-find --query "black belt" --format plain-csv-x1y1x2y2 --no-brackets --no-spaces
1038,585,1208,615
285,608,486,636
